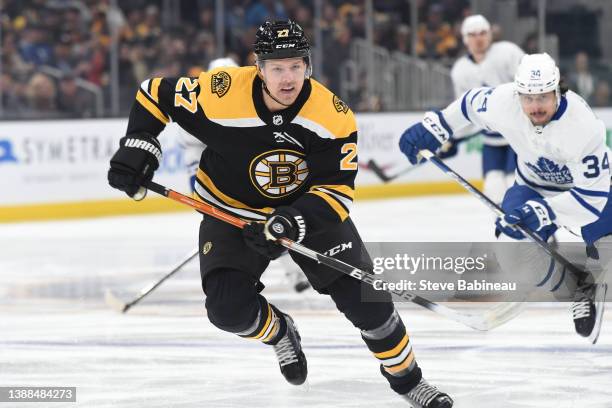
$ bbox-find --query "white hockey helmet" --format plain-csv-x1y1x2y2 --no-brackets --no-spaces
208,57,238,70
461,15,490,38
514,53,560,94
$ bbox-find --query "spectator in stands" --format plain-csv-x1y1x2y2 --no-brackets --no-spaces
56,72,97,118
186,32,217,73
23,72,59,117
522,32,539,54
51,33,78,73
198,6,216,33
356,93,384,112
592,80,611,107
416,3,458,59
2,31,31,78
395,24,411,55
18,24,54,66
337,2,366,39
0,73,16,111
124,41,148,84
322,23,352,94
568,51,595,102
245,0,287,27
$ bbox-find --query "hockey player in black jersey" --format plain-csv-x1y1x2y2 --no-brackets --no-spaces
107,19,453,408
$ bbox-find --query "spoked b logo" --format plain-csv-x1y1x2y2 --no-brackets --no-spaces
249,149,309,198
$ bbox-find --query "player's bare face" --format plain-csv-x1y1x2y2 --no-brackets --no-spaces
261,58,307,109
465,31,491,57
519,91,557,126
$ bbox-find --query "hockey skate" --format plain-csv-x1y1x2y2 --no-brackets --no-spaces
272,312,308,385
402,378,453,408
571,283,608,344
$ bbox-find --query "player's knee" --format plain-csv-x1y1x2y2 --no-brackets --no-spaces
203,268,259,333
483,170,507,204
328,276,393,330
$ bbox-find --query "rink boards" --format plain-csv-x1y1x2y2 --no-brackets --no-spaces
1,110,611,222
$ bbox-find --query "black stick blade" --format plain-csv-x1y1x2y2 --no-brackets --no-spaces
367,159,392,182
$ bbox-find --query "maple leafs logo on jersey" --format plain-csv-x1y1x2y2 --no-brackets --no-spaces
333,95,349,114
525,157,573,185
211,71,231,97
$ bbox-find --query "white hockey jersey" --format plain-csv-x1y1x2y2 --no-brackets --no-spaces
440,83,611,230
450,41,524,145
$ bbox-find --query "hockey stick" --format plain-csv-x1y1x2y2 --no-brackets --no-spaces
105,247,199,313
138,180,522,331
367,159,418,183
418,149,590,283
367,139,468,183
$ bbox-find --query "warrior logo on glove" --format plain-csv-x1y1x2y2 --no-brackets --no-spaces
108,132,162,197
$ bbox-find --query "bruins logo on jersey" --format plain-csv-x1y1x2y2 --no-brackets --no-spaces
333,95,349,114
211,71,231,97
249,149,309,198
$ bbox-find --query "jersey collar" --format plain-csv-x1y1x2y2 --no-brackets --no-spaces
252,76,312,126
550,95,568,121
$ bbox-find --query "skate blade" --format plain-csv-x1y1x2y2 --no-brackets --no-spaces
588,283,608,345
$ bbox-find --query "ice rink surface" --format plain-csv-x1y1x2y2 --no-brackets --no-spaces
1,195,611,408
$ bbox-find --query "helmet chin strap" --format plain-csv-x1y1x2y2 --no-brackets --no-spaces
262,81,292,107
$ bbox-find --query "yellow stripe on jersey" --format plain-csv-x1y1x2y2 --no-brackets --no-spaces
294,79,357,139
312,184,355,200
374,335,409,359
150,77,162,102
197,66,261,122
136,90,169,124
196,168,275,215
308,190,349,221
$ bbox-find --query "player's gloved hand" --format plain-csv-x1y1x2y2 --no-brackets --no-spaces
242,206,306,259
399,123,441,165
108,133,162,198
495,197,557,240
399,111,451,165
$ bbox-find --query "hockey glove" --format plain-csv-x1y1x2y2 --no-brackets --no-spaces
243,206,306,260
495,197,557,240
399,111,451,165
108,133,162,197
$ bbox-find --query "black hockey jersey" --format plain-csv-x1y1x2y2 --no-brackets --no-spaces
126,66,358,233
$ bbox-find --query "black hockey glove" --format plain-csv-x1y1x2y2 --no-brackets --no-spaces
108,133,162,197
242,206,306,260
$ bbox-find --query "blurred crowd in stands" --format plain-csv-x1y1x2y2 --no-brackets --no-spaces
1,0,611,119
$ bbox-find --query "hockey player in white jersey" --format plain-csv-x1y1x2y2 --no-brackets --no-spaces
447,15,524,204
399,53,611,342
